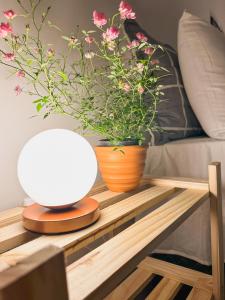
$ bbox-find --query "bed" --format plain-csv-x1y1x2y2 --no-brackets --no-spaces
141,0,225,265
145,137,225,264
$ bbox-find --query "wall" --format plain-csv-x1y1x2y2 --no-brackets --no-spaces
131,0,210,48
0,0,211,211
0,0,120,211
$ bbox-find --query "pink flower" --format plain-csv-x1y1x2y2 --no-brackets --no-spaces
85,51,95,59
127,42,132,49
127,39,140,49
14,85,22,96
119,1,136,20
3,52,15,61
136,32,148,42
138,86,145,94
0,22,12,38
68,36,78,47
136,63,144,73
3,9,16,20
144,47,154,55
47,48,55,57
103,27,119,41
16,70,25,78
93,10,107,27
85,36,94,44
151,59,159,65
123,83,131,92
107,41,116,51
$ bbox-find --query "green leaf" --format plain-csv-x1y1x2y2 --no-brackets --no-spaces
42,96,49,103
33,96,48,104
112,147,125,154
27,59,33,66
138,43,146,50
33,99,41,104
47,21,62,31
58,71,68,81
61,35,71,41
36,103,43,112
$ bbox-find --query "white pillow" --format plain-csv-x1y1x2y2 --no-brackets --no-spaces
178,11,225,139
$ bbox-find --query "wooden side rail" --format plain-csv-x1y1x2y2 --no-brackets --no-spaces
209,163,224,300
0,246,68,300
144,175,209,190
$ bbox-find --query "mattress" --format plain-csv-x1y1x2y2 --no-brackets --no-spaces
144,137,225,265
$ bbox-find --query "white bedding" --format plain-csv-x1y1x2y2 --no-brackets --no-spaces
144,137,225,265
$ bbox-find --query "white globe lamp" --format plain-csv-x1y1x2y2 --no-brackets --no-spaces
18,129,100,233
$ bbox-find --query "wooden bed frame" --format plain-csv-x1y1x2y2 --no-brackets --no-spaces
0,162,223,299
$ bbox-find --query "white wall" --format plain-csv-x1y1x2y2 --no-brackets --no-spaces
0,0,211,211
0,0,120,211
131,0,210,48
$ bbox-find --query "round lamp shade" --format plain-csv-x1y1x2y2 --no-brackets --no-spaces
17,129,97,209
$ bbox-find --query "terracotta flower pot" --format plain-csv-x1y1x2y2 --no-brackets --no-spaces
95,144,147,192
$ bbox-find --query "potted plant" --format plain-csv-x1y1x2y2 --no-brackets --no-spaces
0,1,165,192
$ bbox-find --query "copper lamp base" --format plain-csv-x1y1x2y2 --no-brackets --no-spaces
23,197,100,234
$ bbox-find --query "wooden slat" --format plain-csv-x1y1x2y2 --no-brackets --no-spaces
0,261,8,272
144,176,209,191
187,287,213,300
92,184,150,209
0,222,38,254
87,182,107,196
0,186,175,267
66,189,209,300
0,207,24,228
146,277,181,300
0,223,39,255
139,257,212,292
0,186,149,254
0,184,107,254
0,246,68,300
208,162,224,300
92,190,123,206
105,267,154,300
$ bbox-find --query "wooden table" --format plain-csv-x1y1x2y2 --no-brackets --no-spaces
0,162,223,300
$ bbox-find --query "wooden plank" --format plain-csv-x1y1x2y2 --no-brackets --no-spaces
139,257,212,292
146,277,181,300
105,267,154,300
92,184,150,209
0,222,38,254
92,190,123,207
208,162,224,300
0,207,23,228
0,261,8,272
66,189,209,300
0,186,175,267
187,287,213,300
0,186,148,254
87,182,107,196
0,246,68,300
90,181,148,199
0,185,108,254
144,176,209,191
